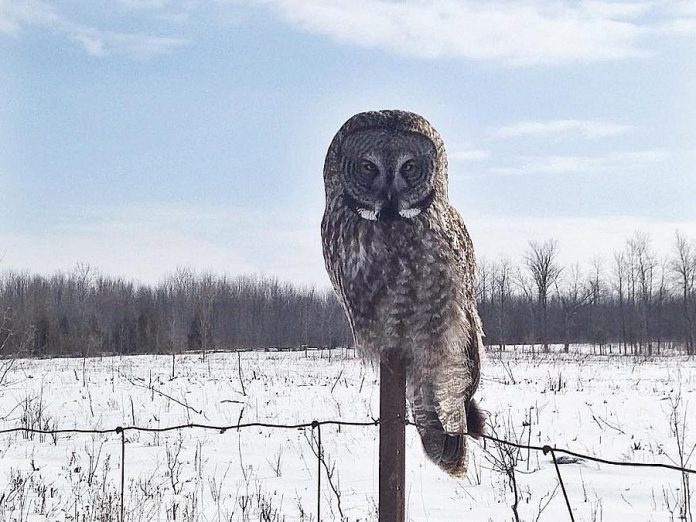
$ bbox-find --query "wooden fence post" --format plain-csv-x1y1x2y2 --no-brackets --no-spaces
379,350,406,521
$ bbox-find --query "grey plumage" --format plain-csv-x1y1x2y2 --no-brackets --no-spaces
321,109,484,477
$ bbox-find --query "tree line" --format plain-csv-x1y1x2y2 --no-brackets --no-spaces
0,267,350,358
476,231,696,355
1,231,694,358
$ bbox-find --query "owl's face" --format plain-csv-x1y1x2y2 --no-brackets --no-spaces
338,128,438,221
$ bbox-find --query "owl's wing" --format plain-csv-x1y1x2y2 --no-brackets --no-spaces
438,206,483,398
411,207,484,476
442,206,478,307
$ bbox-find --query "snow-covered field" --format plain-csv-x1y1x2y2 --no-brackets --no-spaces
0,348,694,521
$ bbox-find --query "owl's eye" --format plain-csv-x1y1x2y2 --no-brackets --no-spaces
400,160,418,176
360,159,378,175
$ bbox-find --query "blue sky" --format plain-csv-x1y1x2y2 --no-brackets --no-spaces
1,0,695,286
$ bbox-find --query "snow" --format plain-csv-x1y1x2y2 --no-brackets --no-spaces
0,348,694,521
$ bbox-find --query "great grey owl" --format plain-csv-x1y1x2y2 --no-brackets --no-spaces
321,110,484,477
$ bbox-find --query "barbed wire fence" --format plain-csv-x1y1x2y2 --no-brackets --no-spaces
1,419,695,521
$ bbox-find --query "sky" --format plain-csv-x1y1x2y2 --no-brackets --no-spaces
1,0,695,287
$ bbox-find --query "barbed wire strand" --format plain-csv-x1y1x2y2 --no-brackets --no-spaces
465,428,696,476
3,418,696,521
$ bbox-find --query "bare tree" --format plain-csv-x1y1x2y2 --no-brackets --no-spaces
514,267,536,348
627,232,658,354
655,260,669,354
588,257,607,352
613,251,629,354
524,240,562,351
556,264,591,353
491,259,512,351
671,231,696,355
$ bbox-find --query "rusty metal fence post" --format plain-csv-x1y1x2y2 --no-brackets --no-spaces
379,351,406,522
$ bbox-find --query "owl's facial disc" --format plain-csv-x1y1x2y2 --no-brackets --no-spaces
340,129,437,222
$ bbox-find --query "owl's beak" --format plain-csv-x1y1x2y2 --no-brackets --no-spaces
378,189,400,221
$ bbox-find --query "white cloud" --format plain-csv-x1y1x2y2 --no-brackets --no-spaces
581,1,653,19
652,1,696,34
612,149,672,162
450,149,491,161
246,0,651,65
0,0,187,56
3,0,692,63
117,0,173,8
0,0,56,35
490,155,600,175
488,149,670,175
653,17,696,35
493,119,633,139
673,1,696,17
100,30,187,56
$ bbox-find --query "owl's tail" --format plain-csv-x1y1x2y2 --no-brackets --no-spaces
409,384,485,477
